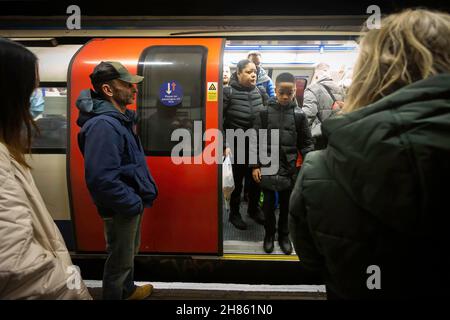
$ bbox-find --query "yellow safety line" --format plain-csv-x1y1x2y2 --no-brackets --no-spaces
221,254,299,261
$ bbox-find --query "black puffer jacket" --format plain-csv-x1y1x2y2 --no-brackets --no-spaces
223,74,266,131
251,97,313,191
289,73,450,299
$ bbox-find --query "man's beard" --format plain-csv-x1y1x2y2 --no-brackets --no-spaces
114,92,134,108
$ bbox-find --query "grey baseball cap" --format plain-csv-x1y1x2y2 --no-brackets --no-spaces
89,61,144,84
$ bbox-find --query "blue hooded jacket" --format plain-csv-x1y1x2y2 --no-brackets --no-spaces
256,66,275,98
76,89,158,217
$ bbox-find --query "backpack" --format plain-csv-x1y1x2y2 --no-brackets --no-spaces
320,82,344,112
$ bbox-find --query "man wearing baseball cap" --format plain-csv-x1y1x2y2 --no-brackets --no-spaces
76,61,158,300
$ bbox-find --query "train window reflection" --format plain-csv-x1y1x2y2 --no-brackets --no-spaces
137,46,207,156
30,87,67,151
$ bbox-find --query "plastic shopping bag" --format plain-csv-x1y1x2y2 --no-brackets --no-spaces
222,155,235,206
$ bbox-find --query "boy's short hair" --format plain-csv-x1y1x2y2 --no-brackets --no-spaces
275,72,296,85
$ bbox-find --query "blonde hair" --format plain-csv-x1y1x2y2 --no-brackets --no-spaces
343,9,450,113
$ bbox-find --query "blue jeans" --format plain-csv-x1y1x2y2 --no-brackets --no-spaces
101,211,143,300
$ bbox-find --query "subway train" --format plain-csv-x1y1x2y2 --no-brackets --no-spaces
6,25,359,283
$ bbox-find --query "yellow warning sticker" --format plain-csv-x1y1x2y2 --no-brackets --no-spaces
207,82,218,101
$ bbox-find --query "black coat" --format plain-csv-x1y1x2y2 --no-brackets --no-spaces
223,75,267,164
251,97,313,191
289,74,450,299
223,76,266,131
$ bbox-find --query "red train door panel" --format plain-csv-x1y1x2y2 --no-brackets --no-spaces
68,38,224,254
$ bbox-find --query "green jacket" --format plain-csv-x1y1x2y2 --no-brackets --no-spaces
289,74,450,299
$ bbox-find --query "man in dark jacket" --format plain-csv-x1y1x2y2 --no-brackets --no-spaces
289,73,450,299
76,61,158,300
251,72,313,254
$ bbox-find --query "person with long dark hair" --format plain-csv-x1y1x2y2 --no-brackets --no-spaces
0,38,92,299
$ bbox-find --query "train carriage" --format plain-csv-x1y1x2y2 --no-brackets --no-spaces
10,22,360,282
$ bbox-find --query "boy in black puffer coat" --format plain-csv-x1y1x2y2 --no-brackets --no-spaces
251,73,313,254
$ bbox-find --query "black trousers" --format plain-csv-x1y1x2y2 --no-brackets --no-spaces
230,163,260,215
262,188,291,237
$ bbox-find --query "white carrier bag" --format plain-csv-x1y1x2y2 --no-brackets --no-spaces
222,154,235,209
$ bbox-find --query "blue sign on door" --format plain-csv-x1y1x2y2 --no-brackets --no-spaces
159,80,183,106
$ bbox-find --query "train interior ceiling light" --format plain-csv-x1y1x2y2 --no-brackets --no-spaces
224,39,358,70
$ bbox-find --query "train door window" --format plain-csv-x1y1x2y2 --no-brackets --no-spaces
30,86,67,152
137,46,207,156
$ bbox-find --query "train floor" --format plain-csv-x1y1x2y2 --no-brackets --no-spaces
222,199,297,257
84,280,326,300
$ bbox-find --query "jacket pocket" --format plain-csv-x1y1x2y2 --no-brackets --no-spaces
134,164,158,206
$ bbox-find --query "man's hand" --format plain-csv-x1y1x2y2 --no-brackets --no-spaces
252,168,261,183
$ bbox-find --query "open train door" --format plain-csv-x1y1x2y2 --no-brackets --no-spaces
68,38,225,254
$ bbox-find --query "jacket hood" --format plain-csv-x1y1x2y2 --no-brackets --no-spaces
322,73,450,234
256,66,270,84
76,89,137,127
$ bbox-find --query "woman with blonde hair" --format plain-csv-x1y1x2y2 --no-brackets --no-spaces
289,9,450,299
0,38,92,299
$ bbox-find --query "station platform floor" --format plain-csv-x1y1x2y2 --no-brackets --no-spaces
85,281,326,300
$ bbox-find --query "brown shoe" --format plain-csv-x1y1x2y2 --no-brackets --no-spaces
126,284,153,300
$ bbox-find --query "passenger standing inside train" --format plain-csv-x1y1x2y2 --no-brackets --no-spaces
223,64,231,87
251,73,313,254
289,9,450,299
0,38,92,300
76,61,158,300
247,51,275,98
223,59,266,230
301,63,345,150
